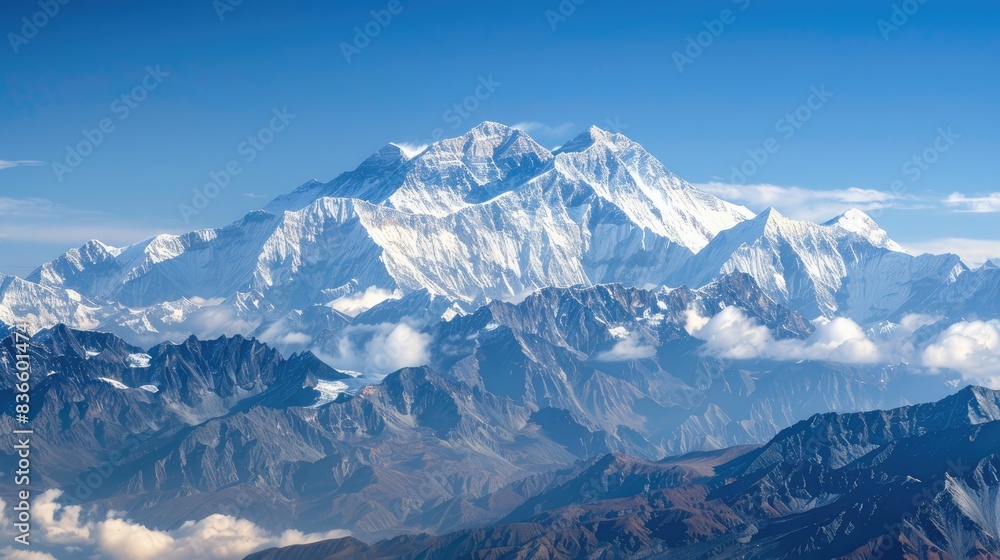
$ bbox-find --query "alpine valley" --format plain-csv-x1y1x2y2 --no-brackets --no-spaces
1,123,998,559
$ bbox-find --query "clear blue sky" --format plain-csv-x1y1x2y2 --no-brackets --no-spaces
1,0,998,274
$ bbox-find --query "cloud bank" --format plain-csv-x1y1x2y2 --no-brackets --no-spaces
693,182,913,222
943,192,1000,213
7,490,348,560
922,320,1000,388
686,307,880,364
685,307,998,388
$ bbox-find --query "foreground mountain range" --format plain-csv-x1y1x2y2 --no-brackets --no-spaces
0,123,997,559
245,385,1000,560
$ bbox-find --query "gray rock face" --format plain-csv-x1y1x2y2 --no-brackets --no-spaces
245,387,1000,560
0,278,964,544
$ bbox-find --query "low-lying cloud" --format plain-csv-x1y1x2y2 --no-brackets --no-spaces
685,306,999,388
686,307,880,364
328,286,400,317
922,319,1000,388
596,334,656,361
317,322,431,374
8,490,348,560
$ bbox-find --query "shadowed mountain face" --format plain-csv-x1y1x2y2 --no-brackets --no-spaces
0,279,964,545
245,387,1000,560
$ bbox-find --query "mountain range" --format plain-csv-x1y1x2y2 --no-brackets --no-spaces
3,123,994,359
0,122,997,559
244,386,1000,560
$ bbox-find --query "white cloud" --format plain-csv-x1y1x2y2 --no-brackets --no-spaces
795,318,882,364
595,334,655,361
686,307,880,364
687,307,773,360
274,331,311,346
317,323,431,374
393,142,429,158
943,192,1000,213
328,287,400,317
692,182,913,222
0,198,72,218
922,320,1000,388
0,160,44,171
511,121,576,138
686,307,998,386
33,491,91,544
0,548,59,560
26,490,349,560
902,238,1000,268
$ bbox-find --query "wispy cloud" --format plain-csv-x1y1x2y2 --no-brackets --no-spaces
943,192,1000,213
0,197,71,217
0,197,178,247
393,142,429,158
902,238,1000,268
693,182,917,222
512,121,576,138
0,159,44,171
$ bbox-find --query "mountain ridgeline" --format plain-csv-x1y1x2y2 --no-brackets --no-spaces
0,122,996,559
1,122,992,356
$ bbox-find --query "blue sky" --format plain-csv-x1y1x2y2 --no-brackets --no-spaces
1,0,998,274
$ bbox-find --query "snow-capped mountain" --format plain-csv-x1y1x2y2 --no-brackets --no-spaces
14,122,754,343
0,121,985,354
670,207,967,321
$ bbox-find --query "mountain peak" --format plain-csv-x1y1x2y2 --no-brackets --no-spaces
824,208,905,252
554,125,623,154
359,143,411,169
467,121,517,138
752,206,787,227
983,258,1000,269
823,208,879,229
